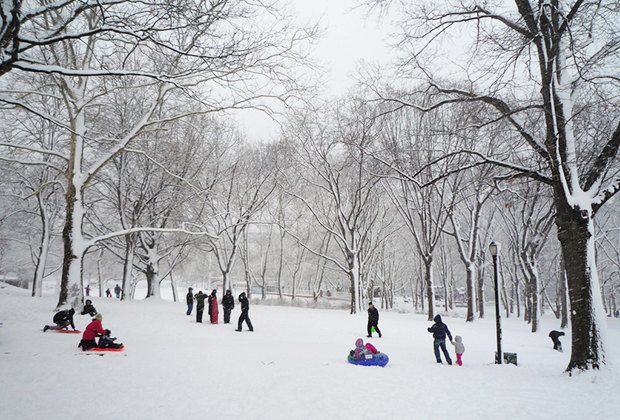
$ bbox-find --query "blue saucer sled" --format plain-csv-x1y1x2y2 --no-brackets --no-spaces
347,353,389,367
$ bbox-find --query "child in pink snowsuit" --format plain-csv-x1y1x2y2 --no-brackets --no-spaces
352,338,380,359
451,335,465,366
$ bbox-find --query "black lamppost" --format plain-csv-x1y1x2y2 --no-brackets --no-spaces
489,241,502,364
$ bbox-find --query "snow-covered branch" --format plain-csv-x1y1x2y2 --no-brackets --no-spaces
85,225,218,250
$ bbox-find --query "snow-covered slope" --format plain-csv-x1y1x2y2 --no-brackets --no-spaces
1,282,618,420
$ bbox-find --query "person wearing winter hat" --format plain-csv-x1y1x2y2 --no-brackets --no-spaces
450,335,465,366
79,313,122,350
367,302,382,338
81,300,97,317
235,292,253,332
43,308,76,332
79,313,106,350
352,338,367,360
427,314,453,365
222,290,235,324
186,288,194,316
194,291,208,323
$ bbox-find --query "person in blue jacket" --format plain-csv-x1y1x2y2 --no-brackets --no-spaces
428,314,453,365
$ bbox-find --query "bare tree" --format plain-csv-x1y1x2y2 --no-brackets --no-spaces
368,0,620,373
282,100,386,314
1,1,316,310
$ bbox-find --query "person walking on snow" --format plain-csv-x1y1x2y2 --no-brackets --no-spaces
222,289,234,324
428,314,453,365
105,288,112,298
236,292,253,332
186,288,194,316
367,302,382,338
114,284,121,299
85,285,90,296
450,335,465,366
208,289,219,324
195,291,207,323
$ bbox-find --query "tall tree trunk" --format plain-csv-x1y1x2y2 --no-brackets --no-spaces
276,229,284,299
556,205,606,371
559,258,569,329
145,259,160,298
465,263,475,322
476,260,485,319
57,178,86,310
32,194,51,297
121,235,135,301
424,257,434,321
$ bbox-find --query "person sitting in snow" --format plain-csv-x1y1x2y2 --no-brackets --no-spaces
78,313,122,350
450,335,465,366
427,314,453,365
80,299,97,317
549,330,565,352
43,308,76,332
349,338,380,360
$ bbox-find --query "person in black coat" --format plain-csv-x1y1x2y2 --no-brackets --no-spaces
194,291,208,323
367,302,382,338
81,300,97,317
428,314,453,365
43,308,76,332
549,330,565,351
235,292,253,332
222,289,235,324
186,288,194,316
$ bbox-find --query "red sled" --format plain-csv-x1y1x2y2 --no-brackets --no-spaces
85,345,125,352
53,329,81,334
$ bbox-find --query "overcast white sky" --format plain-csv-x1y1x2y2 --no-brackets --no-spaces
237,0,395,142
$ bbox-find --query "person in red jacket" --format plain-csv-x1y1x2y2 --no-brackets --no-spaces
208,289,219,324
78,313,122,350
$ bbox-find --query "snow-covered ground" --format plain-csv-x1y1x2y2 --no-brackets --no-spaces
1,282,619,420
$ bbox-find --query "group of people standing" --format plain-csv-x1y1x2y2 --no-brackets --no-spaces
186,288,253,332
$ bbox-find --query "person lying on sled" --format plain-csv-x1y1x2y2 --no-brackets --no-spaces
78,313,122,350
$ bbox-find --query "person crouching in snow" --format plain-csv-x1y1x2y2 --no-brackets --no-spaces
450,336,465,366
78,313,122,350
549,330,565,351
43,308,76,332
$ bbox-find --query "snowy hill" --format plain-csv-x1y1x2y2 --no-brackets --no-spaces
1,282,619,420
